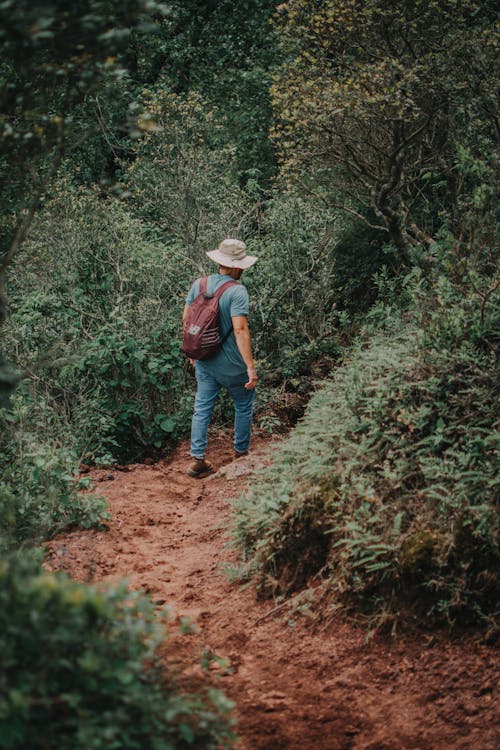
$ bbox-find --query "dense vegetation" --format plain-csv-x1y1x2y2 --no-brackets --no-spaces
229,0,499,632
0,554,234,749
0,0,498,745
234,263,499,630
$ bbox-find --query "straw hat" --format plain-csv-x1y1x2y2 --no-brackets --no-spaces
206,238,257,270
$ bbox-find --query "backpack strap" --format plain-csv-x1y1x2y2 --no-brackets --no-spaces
213,279,239,298
199,276,209,298
200,277,239,345
217,280,239,344
199,276,238,299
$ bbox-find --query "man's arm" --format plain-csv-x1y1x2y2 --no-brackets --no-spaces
232,315,258,389
182,303,195,366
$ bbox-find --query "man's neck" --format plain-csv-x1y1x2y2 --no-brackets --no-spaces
219,266,243,280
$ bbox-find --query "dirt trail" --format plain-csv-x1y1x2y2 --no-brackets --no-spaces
45,431,499,750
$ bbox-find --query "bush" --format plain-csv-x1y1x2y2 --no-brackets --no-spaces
0,554,235,750
0,394,108,549
233,268,499,629
247,195,400,385
248,193,345,378
125,89,252,263
3,186,194,462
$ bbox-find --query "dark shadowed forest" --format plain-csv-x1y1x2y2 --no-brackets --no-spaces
1,2,498,748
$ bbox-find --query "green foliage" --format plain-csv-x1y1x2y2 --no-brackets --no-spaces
249,193,344,377
330,225,399,314
0,0,168,178
0,0,173,327
0,0,169,232
271,0,499,260
0,553,235,750
0,355,20,407
3,186,193,462
133,0,278,184
125,88,253,263
233,264,499,628
0,393,109,550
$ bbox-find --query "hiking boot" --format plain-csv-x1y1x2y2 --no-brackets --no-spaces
234,450,248,459
187,458,213,478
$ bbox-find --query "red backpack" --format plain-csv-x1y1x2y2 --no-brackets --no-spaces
182,276,238,360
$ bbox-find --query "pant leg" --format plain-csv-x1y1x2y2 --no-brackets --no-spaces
190,365,221,458
227,382,256,454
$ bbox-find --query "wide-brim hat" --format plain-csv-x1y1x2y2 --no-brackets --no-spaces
206,238,257,269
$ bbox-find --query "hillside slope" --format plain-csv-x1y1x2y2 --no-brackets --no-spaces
44,432,499,750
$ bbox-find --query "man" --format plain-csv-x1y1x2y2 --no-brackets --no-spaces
183,238,258,478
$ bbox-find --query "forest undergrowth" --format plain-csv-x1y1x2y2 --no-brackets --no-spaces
233,263,499,632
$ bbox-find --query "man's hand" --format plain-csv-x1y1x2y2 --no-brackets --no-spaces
245,366,258,390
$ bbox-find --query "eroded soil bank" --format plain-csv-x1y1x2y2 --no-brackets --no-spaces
45,432,499,750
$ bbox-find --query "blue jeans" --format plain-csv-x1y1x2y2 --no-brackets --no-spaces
190,364,256,459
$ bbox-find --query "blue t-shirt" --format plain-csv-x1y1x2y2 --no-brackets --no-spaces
186,274,249,380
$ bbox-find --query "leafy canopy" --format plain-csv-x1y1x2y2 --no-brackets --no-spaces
271,0,498,260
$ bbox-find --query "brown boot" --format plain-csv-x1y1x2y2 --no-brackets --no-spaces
187,458,213,478
234,450,248,459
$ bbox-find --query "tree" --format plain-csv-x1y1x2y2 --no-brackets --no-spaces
0,0,168,326
127,0,279,184
125,88,253,261
271,0,499,263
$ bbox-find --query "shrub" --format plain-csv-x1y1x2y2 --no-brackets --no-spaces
233,269,499,629
0,396,109,549
248,193,345,378
125,89,252,264
3,186,194,462
0,554,235,750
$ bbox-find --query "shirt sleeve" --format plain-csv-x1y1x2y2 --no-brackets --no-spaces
228,284,249,317
186,280,200,305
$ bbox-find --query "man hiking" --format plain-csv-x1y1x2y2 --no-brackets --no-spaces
182,238,258,478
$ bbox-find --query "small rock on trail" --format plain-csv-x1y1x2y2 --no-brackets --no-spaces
45,432,500,750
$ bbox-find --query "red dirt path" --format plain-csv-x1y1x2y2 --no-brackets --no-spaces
45,431,499,750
